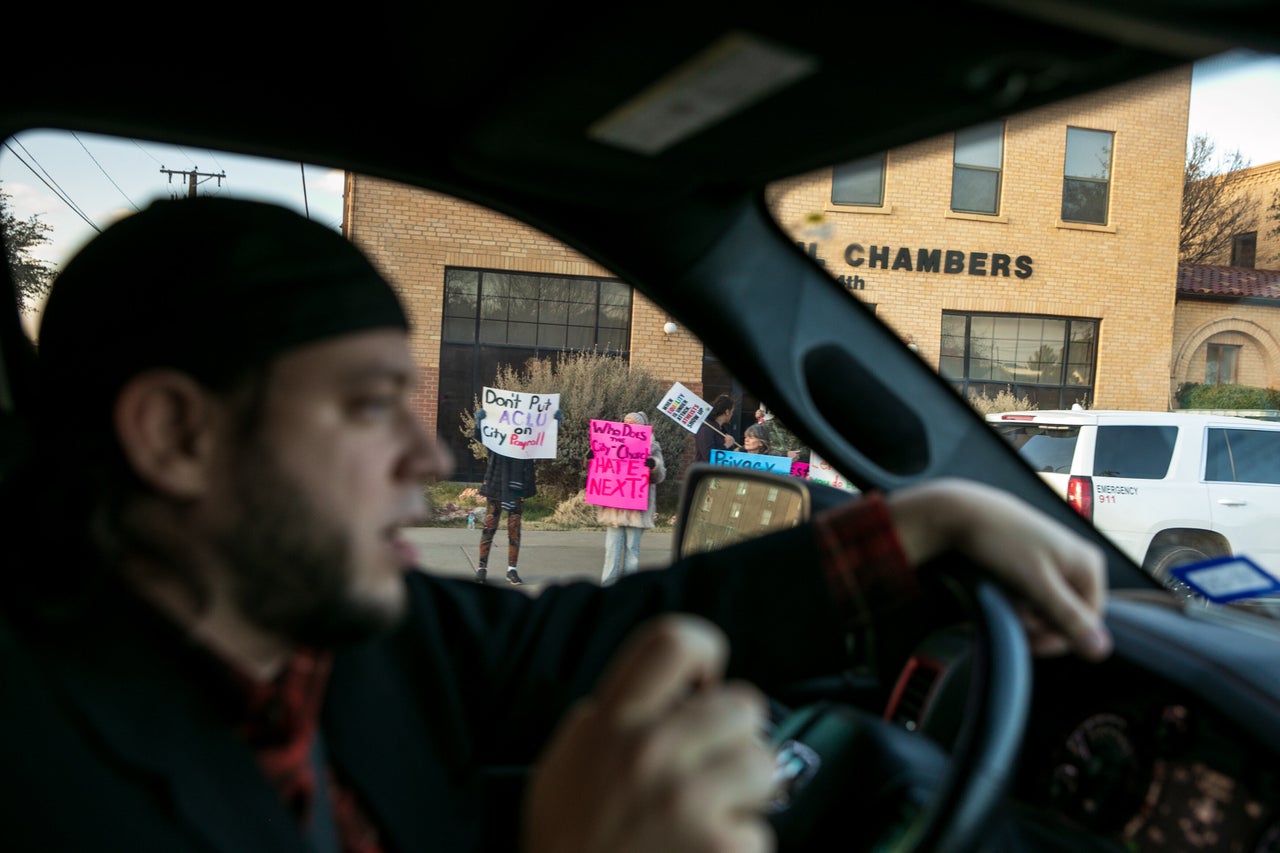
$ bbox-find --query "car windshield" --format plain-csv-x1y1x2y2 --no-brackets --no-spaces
759,49,1280,619
4,49,1280,626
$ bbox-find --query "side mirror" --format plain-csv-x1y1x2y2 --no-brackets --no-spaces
674,463,865,560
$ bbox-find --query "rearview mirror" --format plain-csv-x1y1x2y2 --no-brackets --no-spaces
673,465,811,560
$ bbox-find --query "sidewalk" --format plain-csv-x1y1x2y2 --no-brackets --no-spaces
403,526,675,590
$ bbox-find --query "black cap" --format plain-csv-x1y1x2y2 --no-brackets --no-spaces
36,196,409,438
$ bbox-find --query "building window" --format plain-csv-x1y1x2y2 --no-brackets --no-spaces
940,312,1098,409
1206,343,1240,385
831,152,886,207
1231,232,1257,267
439,267,631,479
951,121,1003,215
1061,127,1113,224
446,269,631,351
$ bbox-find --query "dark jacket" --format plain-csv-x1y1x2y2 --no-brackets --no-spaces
478,452,537,503
0,525,855,851
694,421,720,463
474,412,538,502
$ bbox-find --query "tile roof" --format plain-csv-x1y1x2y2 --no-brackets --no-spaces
1178,264,1280,301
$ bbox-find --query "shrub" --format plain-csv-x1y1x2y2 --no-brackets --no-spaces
423,481,555,526
1177,382,1280,411
966,388,1038,416
424,481,486,526
546,491,600,529
546,487,681,530
458,350,690,502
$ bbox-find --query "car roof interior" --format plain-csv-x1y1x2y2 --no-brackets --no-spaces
4,1,1279,589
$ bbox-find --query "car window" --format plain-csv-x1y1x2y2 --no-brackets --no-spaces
1094,425,1177,479
991,424,1079,474
6,46,1278,596
0,129,844,569
763,49,1280,594
1206,427,1280,484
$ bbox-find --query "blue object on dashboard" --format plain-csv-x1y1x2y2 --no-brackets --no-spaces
1169,555,1280,604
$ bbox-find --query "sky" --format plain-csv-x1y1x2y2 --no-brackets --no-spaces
2,48,1279,289
1,134,346,270
1186,48,1280,168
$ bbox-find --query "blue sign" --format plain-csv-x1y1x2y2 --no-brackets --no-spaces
709,449,792,474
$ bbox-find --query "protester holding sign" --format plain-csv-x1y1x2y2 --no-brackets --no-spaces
756,403,807,463
694,394,738,463
743,422,772,454
586,413,666,586
477,386,560,459
709,446,793,475
474,404,561,585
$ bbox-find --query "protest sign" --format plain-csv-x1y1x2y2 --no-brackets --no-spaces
478,386,560,459
584,418,652,510
790,461,810,479
807,451,858,492
657,382,711,434
709,448,793,475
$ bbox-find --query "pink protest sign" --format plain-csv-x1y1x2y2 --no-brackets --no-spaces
584,418,652,511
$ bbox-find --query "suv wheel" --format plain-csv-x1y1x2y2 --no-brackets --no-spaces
1146,543,1212,603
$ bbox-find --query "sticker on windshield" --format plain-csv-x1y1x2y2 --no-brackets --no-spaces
1169,556,1280,603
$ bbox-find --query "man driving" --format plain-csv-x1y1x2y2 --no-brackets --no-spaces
0,197,1111,852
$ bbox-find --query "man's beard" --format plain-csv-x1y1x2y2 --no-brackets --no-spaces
215,441,404,647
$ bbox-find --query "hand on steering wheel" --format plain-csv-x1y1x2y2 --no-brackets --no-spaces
767,569,1030,853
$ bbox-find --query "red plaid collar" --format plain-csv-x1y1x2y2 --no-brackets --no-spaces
222,647,335,821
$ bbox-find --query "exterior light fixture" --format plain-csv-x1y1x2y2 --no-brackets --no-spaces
663,320,678,335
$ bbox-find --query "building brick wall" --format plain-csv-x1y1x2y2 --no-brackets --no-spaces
342,175,703,446
344,65,1280,481
766,66,1192,412
1200,161,1280,269
1173,299,1280,389
1173,161,1280,393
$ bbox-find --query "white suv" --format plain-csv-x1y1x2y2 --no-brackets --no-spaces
986,409,1280,587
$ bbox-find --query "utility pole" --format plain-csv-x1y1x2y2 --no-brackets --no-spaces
159,166,227,199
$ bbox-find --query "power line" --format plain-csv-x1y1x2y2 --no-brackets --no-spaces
71,131,141,213
129,138,166,164
202,147,227,175
300,162,310,218
8,137,98,226
2,140,100,232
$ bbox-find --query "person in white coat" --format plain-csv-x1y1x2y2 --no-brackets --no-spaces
595,412,666,585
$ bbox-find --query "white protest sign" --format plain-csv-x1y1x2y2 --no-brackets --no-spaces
657,381,712,435
807,451,858,492
479,386,560,459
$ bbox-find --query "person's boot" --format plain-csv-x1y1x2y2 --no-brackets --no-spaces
474,567,487,584
506,568,523,585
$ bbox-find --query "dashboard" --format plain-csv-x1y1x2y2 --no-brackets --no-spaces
896,591,1280,852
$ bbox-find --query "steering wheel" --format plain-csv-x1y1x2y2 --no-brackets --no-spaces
767,571,1031,853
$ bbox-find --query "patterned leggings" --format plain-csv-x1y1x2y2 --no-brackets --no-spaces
478,498,523,568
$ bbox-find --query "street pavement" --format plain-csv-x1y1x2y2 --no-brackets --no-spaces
402,526,675,592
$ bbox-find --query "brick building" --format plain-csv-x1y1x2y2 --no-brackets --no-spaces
342,63,1277,483
1172,161,1280,395
343,179,702,480
1174,265,1280,391
1199,160,1280,270
766,65,1191,414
